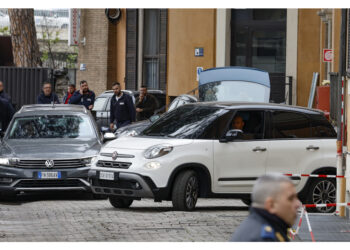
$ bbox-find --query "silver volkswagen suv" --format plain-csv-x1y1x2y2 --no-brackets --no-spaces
0,104,103,197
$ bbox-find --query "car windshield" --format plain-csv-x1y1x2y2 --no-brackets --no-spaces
141,105,228,139
199,80,270,102
8,115,96,139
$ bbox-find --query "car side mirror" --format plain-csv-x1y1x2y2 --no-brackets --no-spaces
100,126,109,133
219,129,243,143
149,114,160,123
103,132,116,142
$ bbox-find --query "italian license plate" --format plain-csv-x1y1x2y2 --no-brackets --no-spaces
99,171,114,180
38,171,61,179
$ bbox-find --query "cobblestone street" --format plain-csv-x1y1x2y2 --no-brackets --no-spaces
0,192,249,242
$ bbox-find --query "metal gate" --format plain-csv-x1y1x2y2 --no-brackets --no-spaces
0,67,49,111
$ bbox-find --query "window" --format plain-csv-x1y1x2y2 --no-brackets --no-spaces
92,97,107,112
271,111,311,139
229,110,265,140
201,111,233,140
143,9,160,89
310,115,337,138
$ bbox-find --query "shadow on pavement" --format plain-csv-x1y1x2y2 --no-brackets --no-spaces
103,206,249,213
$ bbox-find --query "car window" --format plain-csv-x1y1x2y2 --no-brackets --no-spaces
141,105,229,139
92,97,107,111
310,115,336,138
8,115,96,139
271,111,311,139
200,110,233,139
228,110,266,140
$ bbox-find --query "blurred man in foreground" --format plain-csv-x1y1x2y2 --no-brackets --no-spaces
230,173,300,242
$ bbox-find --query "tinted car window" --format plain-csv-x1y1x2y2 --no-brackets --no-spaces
141,105,229,139
201,110,233,139
229,110,265,140
310,115,337,138
271,111,311,139
8,115,96,139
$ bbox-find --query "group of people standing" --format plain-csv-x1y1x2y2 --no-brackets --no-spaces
0,81,15,131
109,82,158,131
37,80,95,111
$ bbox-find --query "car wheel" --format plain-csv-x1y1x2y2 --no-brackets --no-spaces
241,198,251,206
172,170,199,211
307,178,336,213
109,197,133,208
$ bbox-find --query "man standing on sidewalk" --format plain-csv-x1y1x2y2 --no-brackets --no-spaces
69,80,95,110
63,84,76,104
230,173,301,242
37,82,60,104
135,85,158,121
109,82,135,131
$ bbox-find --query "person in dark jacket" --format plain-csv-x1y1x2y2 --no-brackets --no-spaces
63,84,76,104
109,82,136,131
230,173,301,242
69,80,95,110
37,82,60,104
135,85,158,121
0,81,15,130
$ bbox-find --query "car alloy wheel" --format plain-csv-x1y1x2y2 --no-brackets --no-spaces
185,176,199,210
311,179,336,213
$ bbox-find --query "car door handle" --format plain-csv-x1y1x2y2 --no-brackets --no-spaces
306,145,319,151
252,147,267,152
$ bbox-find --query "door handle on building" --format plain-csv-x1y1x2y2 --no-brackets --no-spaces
252,147,267,152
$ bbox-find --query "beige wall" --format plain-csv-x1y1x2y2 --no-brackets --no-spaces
115,9,127,90
167,9,216,97
297,9,321,107
77,9,109,96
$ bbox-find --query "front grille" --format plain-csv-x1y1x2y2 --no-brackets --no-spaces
96,160,131,169
16,159,85,169
15,179,86,188
92,179,138,189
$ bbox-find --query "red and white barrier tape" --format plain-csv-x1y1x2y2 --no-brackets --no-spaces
289,207,305,240
284,173,345,178
304,209,316,242
303,202,350,208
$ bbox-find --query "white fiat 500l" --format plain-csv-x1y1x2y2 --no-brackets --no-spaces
88,102,337,212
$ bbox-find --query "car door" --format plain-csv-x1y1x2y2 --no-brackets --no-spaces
265,110,325,190
213,109,269,193
92,96,110,129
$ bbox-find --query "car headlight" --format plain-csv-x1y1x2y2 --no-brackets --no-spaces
0,158,18,166
144,144,173,159
82,156,98,166
145,162,161,170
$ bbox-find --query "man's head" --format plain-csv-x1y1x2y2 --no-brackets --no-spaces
80,80,89,93
68,84,76,94
112,82,122,96
0,81,3,92
252,173,301,226
139,85,148,98
42,82,52,96
233,115,245,130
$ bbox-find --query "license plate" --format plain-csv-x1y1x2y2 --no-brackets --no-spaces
99,171,114,180
38,171,61,179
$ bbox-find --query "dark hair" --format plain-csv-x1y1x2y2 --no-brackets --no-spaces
140,85,147,89
42,81,52,87
68,84,76,88
80,80,87,85
112,82,121,87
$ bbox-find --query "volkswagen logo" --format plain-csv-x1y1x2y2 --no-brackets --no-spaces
45,160,54,168
112,151,118,161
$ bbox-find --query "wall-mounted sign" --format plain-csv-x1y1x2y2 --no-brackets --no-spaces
80,63,86,71
323,49,333,62
69,9,81,46
196,67,203,81
195,48,204,57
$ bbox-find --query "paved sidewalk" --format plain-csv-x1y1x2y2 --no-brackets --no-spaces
294,213,350,242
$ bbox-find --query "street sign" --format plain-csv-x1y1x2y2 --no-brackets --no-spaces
323,49,333,62
195,48,204,57
196,67,203,81
68,9,81,46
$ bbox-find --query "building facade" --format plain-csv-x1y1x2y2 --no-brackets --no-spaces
76,8,344,107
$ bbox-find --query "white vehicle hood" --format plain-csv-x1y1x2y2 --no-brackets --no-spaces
104,136,193,150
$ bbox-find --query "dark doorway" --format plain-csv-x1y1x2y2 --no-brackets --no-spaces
231,9,287,103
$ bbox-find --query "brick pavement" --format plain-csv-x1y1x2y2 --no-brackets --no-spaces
0,193,248,242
